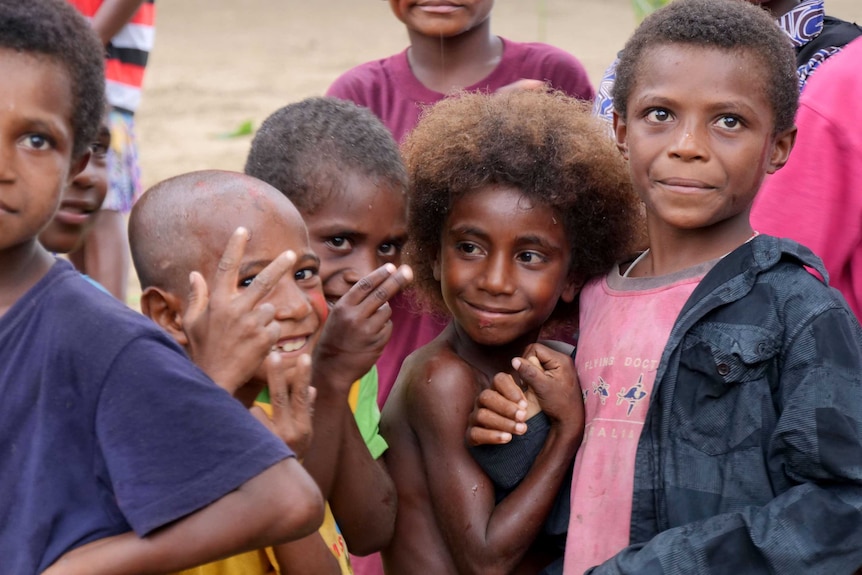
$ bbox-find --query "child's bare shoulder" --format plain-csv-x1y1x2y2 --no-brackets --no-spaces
399,339,482,417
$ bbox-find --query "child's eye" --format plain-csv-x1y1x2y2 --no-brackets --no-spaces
89,142,109,158
238,276,256,288
326,237,352,252
456,241,480,255
715,116,742,130
645,109,672,123
517,251,546,264
21,134,53,150
378,242,401,258
295,268,317,281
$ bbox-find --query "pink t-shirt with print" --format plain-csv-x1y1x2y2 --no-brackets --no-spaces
564,260,710,574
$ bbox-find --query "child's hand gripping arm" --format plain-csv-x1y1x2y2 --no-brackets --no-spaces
304,263,412,554
180,227,293,396
467,344,578,446
407,343,584,575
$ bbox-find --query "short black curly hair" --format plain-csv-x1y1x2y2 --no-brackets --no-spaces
0,0,105,159
613,0,798,134
404,90,644,324
245,97,407,213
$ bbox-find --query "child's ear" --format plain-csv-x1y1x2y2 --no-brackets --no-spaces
766,125,797,174
561,275,583,304
140,286,189,347
613,111,629,160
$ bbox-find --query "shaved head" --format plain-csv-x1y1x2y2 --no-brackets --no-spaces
130,170,307,296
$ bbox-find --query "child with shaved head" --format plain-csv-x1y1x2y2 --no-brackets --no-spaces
129,169,409,574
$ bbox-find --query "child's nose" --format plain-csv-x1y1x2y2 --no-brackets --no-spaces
478,252,515,295
342,249,379,286
72,165,97,190
272,278,314,321
669,122,709,161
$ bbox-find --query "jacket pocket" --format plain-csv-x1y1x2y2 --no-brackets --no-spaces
674,323,778,455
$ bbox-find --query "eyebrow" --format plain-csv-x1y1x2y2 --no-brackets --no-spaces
634,93,756,115
24,117,67,139
448,226,562,250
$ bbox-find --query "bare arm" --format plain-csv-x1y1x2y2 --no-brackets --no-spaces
328,412,396,555
43,458,324,575
271,533,340,575
90,0,146,45
407,345,583,575
302,264,410,552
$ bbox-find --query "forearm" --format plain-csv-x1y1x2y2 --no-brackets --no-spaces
439,422,580,575
301,369,352,499
273,532,340,575
475,424,580,571
44,459,324,575
329,412,396,555
92,0,146,45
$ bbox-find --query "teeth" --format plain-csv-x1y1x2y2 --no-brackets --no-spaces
277,338,306,353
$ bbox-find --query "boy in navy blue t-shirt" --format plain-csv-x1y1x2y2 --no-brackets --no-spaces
0,1,324,573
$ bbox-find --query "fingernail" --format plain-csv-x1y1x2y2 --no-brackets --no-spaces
515,423,527,434
516,409,526,421
500,433,512,443
512,358,522,370
384,263,397,274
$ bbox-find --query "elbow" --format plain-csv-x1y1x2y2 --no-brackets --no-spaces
341,490,397,555
267,459,326,543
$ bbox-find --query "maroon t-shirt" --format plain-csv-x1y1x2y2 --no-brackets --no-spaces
327,37,595,406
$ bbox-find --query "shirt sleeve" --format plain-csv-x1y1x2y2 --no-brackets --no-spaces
96,334,293,536
349,365,388,460
587,307,862,575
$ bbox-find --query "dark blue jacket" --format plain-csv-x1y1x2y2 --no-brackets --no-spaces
589,235,862,574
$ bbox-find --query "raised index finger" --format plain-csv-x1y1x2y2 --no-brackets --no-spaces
210,227,250,300
239,250,296,306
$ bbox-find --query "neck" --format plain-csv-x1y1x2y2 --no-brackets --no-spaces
0,241,55,318
446,321,540,382
635,217,756,278
406,18,501,93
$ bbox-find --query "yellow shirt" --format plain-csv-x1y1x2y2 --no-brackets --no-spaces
170,401,353,575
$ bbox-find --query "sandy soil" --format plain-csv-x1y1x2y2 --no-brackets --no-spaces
126,0,862,303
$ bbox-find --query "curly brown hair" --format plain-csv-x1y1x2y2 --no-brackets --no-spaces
403,89,643,324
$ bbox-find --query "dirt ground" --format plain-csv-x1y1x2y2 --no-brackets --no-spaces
126,0,862,303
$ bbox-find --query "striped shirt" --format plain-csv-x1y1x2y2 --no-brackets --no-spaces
68,0,156,113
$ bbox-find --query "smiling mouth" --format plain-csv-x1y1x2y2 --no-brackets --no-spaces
272,337,308,353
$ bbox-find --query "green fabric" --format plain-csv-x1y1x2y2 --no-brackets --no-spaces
631,0,671,22
255,364,388,459
354,366,388,459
